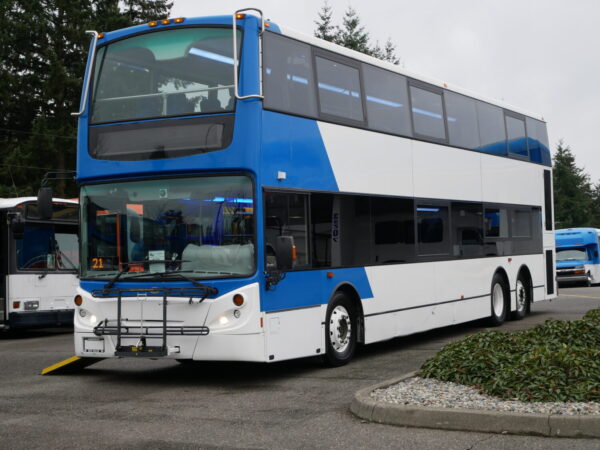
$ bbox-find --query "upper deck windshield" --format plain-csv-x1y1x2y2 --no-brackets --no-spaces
91,27,240,124
81,175,255,281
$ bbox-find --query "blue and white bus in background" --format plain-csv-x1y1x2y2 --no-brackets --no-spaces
555,228,600,286
65,10,556,366
0,197,79,329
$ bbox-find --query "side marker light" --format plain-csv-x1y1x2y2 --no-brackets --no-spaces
233,294,244,306
74,295,83,306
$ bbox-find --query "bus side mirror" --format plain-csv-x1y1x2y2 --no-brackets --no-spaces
10,213,25,239
37,187,53,220
275,236,294,270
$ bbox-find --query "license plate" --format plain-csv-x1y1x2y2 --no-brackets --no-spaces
83,338,105,353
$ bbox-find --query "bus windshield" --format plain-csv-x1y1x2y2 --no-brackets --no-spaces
556,248,589,262
81,175,255,281
16,224,79,271
90,27,240,124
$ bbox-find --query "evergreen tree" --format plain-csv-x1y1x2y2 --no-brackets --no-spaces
552,141,594,228
314,0,335,43
0,0,172,197
313,2,400,65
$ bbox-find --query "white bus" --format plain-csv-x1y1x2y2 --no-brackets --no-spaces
71,11,555,365
1,197,79,329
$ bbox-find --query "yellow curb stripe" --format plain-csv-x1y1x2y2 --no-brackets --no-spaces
41,356,82,375
561,294,600,300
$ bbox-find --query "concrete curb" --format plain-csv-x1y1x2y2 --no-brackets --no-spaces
350,372,600,438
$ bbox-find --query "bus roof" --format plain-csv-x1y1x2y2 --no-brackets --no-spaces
555,228,600,247
0,197,78,209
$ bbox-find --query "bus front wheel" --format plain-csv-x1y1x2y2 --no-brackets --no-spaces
489,273,508,326
323,292,357,367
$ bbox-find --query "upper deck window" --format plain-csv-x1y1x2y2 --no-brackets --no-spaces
410,85,446,141
505,114,528,158
315,56,364,123
90,28,241,124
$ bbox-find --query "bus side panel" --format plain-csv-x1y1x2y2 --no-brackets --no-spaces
412,140,482,202
317,122,414,196
481,154,542,206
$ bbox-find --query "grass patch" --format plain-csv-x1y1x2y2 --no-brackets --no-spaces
419,308,600,402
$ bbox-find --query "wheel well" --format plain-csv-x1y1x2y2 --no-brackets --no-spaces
334,284,365,344
517,265,533,288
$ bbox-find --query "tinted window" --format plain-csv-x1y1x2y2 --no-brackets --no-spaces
484,207,510,257
512,208,532,237
363,65,411,135
334,196,371,266
372,197,414,263
264,192,309,268
526,117,551,165
417,205,450,256
506,115,528,157
263,33,318,117
311,193,333,268
315,56,364,122
445,91,480,149
410,86,446,140
451,202,483,258
477,101,506,155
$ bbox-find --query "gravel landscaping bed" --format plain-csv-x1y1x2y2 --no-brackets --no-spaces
371,376,600,416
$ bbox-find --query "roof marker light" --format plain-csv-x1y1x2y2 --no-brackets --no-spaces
161,19,171,25
148,21,158,27
98,33,104,39
236,13,246,19
174,17,185,23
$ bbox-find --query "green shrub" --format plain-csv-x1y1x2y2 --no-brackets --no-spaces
419,308,600,402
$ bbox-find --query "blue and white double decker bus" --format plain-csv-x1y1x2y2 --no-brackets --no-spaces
555,228,600,286
70,10,556,365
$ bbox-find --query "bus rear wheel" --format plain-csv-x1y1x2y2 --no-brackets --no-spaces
489,273,508,326
323,292,356,367
511,274,530,320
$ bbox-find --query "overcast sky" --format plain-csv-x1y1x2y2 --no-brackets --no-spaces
173,0,600,180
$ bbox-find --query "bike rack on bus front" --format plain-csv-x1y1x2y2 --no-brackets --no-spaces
91,287,211,357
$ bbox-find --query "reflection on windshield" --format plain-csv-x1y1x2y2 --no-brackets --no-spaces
91,28,240,124
16,225,79,270
81,176,255,280
556,248,588,261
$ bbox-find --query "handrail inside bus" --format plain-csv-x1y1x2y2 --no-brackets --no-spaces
233,8,264,101
72,30,99,117
94,84,234,103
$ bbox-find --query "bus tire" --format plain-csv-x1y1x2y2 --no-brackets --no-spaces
323,291,357,367
511,273,530,320
489,273,508,326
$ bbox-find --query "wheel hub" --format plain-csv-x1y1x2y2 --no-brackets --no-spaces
492,283,504,317
330,305,351,353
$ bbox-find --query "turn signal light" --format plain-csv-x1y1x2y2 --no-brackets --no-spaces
233,294,244,306
148,21,158,27
74,295,83,306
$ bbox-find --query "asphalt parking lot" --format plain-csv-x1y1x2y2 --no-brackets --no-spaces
1,286,599,449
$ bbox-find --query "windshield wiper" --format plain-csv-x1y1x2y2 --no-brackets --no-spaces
103,261,147,289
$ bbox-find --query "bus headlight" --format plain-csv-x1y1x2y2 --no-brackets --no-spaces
79,309,98,326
